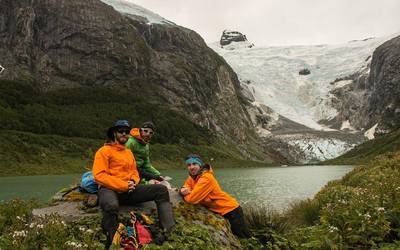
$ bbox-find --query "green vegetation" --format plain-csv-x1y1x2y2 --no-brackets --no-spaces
0,200,238,249
323,128,400,165
0,129,268,176
287,151,400,249
240,150,400,249
0,79,212,144
2,139,400,248
0,79,271,176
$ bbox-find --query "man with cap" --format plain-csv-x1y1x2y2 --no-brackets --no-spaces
126,121,163,183
92,120,175,247
179,154,252,238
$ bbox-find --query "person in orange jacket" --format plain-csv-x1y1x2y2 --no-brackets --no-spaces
92,120,175,247
179,154,252,238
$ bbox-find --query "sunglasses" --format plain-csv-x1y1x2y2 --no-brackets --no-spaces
116,128,130,135
141,128,154,135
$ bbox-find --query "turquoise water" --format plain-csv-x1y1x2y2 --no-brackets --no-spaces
0,165,353,209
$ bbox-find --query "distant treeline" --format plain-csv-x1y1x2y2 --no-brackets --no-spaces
0,79,213,145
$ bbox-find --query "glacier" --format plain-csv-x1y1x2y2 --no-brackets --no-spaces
210,35,397,162
210,37,394,131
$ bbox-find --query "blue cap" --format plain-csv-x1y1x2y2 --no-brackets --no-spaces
107,120,131,139
115,120,130,128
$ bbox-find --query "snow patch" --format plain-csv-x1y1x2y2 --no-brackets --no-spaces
332,80,352,89
364,123,378,140
221,41,254,50
257,127,272,137
340,120,356,131
100,0,174,25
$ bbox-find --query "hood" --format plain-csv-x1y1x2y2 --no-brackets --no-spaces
130,128,146,144
190,164,213,180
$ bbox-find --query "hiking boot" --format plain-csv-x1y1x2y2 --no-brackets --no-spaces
86,194,98,208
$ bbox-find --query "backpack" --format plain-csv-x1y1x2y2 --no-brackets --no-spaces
112,211,154,249
80,171,98,193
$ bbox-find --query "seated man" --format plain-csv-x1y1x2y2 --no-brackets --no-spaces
179,154,251,238
126,121,163,183
92,120,175,247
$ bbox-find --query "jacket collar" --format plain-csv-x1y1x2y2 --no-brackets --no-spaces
190,164,212,180
105,142,127,151
130,128,147,144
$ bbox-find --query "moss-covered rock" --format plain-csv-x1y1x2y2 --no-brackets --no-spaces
29,188,241,249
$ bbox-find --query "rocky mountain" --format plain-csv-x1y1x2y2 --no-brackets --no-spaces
219,30,254,49
211,31,399,163
330,35,400,135
0,0,283,162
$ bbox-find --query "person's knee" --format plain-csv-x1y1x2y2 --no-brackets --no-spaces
154,184,170,202
101,200,119,213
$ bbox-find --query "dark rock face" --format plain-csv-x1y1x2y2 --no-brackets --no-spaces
299,68,311,75
0,0,274,160
220,30,250,46
328,36,400,134
0,0,151,89
367,36,400,132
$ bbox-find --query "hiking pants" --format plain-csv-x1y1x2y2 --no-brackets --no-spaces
223,206,252,238
98,184,173,246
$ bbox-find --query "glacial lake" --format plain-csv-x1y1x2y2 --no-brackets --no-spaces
0,165,353,210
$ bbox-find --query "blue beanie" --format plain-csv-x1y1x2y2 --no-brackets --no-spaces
185,154,204,167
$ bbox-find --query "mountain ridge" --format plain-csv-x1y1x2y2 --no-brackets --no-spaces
210,31,400,163
0,0,282,165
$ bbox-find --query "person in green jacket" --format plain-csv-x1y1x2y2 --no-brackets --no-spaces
126,121,163,182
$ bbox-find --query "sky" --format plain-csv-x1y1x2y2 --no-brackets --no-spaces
127,0,400,46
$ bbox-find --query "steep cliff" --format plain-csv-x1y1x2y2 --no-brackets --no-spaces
329,35,400,136
367,35,400,132
0,0,278,162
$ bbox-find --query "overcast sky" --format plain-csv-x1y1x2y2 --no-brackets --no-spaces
128,0,400,46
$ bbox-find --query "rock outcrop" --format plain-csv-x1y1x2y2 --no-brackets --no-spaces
33,188,241,249
299,68,311,75
220,30,254,49
328,35,400,136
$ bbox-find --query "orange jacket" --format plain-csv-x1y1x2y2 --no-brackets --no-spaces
182,167,239,215
92,143,140,192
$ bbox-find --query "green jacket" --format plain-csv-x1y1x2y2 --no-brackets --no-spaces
125,136,160,178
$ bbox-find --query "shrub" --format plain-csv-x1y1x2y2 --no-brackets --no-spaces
288,151,400,249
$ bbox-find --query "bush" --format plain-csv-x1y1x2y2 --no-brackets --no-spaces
288,151,400,249
0,200,105,249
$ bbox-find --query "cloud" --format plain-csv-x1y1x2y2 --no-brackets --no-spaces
129,0,400,46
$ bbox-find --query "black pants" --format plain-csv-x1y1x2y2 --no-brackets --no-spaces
98,184,171,246
223,206,252,238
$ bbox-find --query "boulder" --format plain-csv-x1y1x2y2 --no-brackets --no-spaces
220,30,254,48
299,68,311,75
32,187,241,249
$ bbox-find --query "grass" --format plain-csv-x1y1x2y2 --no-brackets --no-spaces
0,129,273,177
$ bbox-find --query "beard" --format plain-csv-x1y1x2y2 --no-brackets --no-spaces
115,134,128,144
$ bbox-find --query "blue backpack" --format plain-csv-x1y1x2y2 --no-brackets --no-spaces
80,171,98,193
